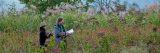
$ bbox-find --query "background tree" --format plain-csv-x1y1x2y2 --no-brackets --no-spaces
19,0,79,13
19,0,94,13
94,0,112,13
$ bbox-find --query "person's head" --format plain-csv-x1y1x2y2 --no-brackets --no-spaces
40,25,45,32
40,21,46,27
57,17,64,25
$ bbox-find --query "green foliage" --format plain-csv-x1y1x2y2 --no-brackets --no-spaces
149,12,160,26
19,0,82,13
62,12,76,29
61,41,67,53
0,14,40,32
1,9,160,53
48,36,55,48
121,46,148,53
87,0,95,2
125,14,137,26
147,32,160,45
83,43,92,53
99,36,112,53
95,14,108,27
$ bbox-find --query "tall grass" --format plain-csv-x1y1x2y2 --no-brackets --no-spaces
0,10,160,53
0,14,40,32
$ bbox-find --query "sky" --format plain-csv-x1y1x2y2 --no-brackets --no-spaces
120,0,158,9
0,0,159,11
82,0,159,9
0,0,25,11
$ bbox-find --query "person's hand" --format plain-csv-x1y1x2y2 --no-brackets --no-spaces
66,32,72,36
68,33,72,35
49,32,53,36
60,32,66,35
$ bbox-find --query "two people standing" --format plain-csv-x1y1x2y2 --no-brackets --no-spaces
39,17,71,52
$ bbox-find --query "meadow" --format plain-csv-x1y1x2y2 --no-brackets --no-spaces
0,10,160,53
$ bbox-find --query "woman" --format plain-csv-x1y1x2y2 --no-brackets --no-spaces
54,17,69,52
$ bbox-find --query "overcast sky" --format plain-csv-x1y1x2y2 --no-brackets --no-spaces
0,0,25,11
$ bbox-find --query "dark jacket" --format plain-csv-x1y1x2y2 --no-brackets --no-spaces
54,24,66,38
39,26,47,46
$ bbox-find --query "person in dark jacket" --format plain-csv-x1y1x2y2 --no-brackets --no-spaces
39,23,52,48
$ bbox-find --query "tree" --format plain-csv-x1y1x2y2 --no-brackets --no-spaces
19,0,82,23
19,0,95,24
93,0,113,14
19,0,95,13
19,0,83,13
93,0,127,14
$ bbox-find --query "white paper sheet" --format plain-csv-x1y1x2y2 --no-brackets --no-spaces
67,29,74,34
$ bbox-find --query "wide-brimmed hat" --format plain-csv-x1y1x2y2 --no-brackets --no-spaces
40,21,46,27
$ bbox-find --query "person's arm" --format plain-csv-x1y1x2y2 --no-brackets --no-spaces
55,27,66,36
46,32,53,38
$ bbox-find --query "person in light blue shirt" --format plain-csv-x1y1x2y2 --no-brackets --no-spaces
54,17,70,52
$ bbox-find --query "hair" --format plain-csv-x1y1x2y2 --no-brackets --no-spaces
57,17,63,24
40,26,45,32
